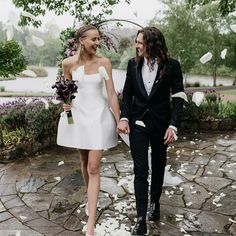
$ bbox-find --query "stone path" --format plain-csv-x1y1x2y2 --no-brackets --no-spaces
0,131,236,236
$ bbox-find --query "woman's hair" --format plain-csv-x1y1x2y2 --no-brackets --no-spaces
76,25,98,43
136,27,169,71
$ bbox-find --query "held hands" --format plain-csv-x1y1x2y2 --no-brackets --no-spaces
62,103,72,112
164,127,177,145
117,120,130,134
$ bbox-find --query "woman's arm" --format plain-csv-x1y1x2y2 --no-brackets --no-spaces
102,58,120,125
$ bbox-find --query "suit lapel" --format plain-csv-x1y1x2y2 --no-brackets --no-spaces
148,65,162,100
136,60,148,99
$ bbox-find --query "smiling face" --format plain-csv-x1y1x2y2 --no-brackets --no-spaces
135,32,147,58
80,29,100,55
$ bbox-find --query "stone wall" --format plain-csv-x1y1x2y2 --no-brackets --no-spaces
180,118,236,133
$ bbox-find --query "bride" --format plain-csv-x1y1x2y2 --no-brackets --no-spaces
57,25,120,236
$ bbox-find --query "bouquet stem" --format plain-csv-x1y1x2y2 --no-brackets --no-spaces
66,110,74,124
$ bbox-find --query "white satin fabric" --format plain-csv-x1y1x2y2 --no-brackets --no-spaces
57,67,118,150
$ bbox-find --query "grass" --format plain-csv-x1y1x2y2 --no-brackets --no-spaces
218,88,236,102
0,92,53,97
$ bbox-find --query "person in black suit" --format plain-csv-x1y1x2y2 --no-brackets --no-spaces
117,26,184,235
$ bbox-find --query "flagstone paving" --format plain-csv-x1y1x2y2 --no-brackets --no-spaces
0,131,235,236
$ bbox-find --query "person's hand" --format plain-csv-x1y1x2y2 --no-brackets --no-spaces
117,120,130,134
62,103,72,112
164,127,177,145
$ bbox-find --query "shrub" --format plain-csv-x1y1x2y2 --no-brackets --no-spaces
219,102,236,120
1,98,62,145
0,40,27,78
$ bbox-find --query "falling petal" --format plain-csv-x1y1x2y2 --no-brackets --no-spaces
200,52,213,64
230,24,236,33
21,69,37,77
172,92,188,102
40,98,49,109
192,91,205,107
25,98,33,105
32,35,45,47
5,24,14,40
98,66,110,80
8,11,20,25
21,11,36,20
58,161,64,166
220,49,227,59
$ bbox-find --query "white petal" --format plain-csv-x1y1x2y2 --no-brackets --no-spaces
6,24,14,40
135,120,146,127
229,218,236,224
32,35,45,47
200,52,213,64
52,99,61,105
192,91,205,107
220,49,227,59
230,24,236,33
58,161,64,166
25,98,33,105
22,11,36,20
119,133,130,147
40,98,49,109
172,92,188,102
21,69,37,77
98,66,110,80
54,176,61,181
19,215,27,220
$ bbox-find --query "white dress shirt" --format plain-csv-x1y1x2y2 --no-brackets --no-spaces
142,57,158,96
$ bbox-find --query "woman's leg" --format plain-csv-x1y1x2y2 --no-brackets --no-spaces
79,149,89,189
86,149,102,235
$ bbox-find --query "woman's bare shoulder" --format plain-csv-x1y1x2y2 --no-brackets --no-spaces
98,56,111,67
62,55,77,68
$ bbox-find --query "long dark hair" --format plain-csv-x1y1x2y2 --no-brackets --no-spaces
136,27,169,72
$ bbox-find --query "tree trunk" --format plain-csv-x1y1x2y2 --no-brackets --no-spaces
233,74,236,86
213,63,217,87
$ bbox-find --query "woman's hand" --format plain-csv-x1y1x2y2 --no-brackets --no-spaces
117,120,130,134
62,103,72,112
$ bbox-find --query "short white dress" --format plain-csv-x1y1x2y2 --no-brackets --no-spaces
57,66,118,150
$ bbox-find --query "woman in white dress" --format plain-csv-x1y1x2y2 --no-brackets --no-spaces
58,25,120,236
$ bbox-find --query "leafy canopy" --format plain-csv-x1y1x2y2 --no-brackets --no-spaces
13,0,131,27
187,0,236,16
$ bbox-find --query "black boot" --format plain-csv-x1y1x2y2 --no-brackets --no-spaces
132,216,147,235
148,202,160,221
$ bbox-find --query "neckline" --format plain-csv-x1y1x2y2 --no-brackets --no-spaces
72,65,100,76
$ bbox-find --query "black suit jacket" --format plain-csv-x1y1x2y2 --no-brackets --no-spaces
120,57,184,132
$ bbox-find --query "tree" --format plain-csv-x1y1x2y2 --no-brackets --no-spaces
187,0,236,16
0,40,27,78
196,3,231,86
13,0,131,28
223,32,236,85
150,1,200,81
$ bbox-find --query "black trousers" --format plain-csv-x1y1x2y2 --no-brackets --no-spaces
130,122,167,218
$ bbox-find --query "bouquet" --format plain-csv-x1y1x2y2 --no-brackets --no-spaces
52,77,78,124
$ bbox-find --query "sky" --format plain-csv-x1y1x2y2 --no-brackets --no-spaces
0,0,166,30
